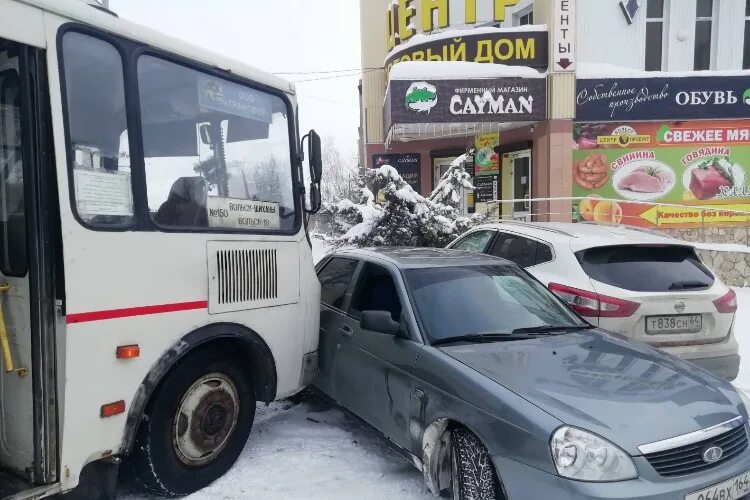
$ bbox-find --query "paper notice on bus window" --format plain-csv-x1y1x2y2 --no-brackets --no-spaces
207,197,281,230
73,169,133,217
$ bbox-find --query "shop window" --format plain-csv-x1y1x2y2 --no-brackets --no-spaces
138,55,296,233
744,0,750,69
693,0,714,70
645,0,665,71
61,32,134,228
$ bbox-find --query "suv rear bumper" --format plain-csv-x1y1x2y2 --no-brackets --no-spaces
689,354,740,381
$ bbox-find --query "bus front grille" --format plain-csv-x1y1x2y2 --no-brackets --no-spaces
216,248,278,305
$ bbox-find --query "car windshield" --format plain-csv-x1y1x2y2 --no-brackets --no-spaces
404,265,587,344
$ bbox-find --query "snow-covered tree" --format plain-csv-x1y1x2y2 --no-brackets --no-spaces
317,158,485,249
429,154,474,208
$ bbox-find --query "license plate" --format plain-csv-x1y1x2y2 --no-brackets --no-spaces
685,471,750,500
646,314,702,334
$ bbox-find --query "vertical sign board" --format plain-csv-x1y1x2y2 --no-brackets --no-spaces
371,153,422,192
553,0,576,72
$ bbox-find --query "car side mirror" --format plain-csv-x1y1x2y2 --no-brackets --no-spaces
308,182,322,214
360,310,400,336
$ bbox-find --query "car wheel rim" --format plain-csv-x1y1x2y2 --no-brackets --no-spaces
172,372,240,467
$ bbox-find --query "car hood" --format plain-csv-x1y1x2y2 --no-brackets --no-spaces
439,330,742,455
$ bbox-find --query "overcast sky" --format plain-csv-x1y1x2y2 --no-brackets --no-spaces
110,0,362,160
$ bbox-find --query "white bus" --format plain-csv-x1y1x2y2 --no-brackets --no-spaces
0,0,323,498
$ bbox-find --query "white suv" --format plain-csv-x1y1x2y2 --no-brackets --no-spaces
448,222,740,381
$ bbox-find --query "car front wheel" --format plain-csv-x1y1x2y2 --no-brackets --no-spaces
450,427,506,500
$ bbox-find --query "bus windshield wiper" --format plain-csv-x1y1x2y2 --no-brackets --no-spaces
669,280,708,290
511,325,592,335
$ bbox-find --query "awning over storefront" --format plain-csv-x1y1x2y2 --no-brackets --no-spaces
384,61,547,148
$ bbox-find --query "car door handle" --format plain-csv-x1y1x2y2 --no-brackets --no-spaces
337,325,353,338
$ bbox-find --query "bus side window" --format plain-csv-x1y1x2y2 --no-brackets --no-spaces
61,32,134,228
0,51,27,277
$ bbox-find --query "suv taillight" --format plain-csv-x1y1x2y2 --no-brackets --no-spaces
548,283,640,318
713,290,737,314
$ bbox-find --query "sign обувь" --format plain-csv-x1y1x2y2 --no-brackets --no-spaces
577,76,750,122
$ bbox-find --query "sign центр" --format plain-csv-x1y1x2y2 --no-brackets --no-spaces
577,76,750,122
386,78,547,129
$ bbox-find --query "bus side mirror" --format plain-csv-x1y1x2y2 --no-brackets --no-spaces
309,183,321,214
308,130,322,183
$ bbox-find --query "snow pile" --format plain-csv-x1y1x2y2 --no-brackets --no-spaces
316,158,485,249
389,61,546,81
121,395,431,500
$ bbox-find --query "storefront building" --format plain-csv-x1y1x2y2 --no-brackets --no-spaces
358,0,750,223
359,0,576,221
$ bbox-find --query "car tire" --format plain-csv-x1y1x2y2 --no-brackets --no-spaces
129,346,256,497
450,428,505,500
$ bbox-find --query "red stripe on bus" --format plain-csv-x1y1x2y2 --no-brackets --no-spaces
66,300,208,324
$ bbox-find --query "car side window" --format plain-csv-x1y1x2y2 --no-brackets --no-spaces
536,243,553,265
350,264,402,323
490,233,537,268
318,257,359,310
452,230,494,253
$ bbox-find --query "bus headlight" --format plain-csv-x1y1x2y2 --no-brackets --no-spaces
551,426,638,482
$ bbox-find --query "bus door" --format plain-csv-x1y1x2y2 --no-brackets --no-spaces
0,38,58,493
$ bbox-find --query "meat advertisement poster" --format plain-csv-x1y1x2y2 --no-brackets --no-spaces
572,120,750,228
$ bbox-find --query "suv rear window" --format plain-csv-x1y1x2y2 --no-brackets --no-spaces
576,245,714,292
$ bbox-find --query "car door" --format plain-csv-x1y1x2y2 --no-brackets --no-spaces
333,262,421,450
315,257,360,400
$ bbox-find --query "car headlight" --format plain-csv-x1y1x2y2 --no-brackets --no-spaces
550,426,638,482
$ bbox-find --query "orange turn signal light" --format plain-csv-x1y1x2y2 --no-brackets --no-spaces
100,400,126,418
116,345,140,359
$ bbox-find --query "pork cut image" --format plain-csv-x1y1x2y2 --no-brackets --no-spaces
616,169,664,193
689,159,734,200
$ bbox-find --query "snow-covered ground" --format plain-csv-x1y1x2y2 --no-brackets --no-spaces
121,244,750,499
119,393,430,500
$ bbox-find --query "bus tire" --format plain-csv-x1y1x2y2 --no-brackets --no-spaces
129,346,256,497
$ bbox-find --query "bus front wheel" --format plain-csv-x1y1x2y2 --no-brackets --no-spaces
129,346,256,497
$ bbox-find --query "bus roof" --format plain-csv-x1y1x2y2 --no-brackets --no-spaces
17,0,296,95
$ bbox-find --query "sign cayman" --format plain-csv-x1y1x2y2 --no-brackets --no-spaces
386,78,547,128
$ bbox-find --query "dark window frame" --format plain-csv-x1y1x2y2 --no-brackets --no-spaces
0,57,27,276
489,231,555,268
744,1,750,69
693,0,715,71
317,256,360,311
56,23,302,236
348,262,403,322
645,0,665,71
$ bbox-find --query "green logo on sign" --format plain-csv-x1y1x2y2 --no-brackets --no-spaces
405,82,438,114
743,89,750,105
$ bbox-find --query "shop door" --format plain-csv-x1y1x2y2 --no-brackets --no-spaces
511,151,532,221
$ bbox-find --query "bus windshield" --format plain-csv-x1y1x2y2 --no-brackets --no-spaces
138,56,297,232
